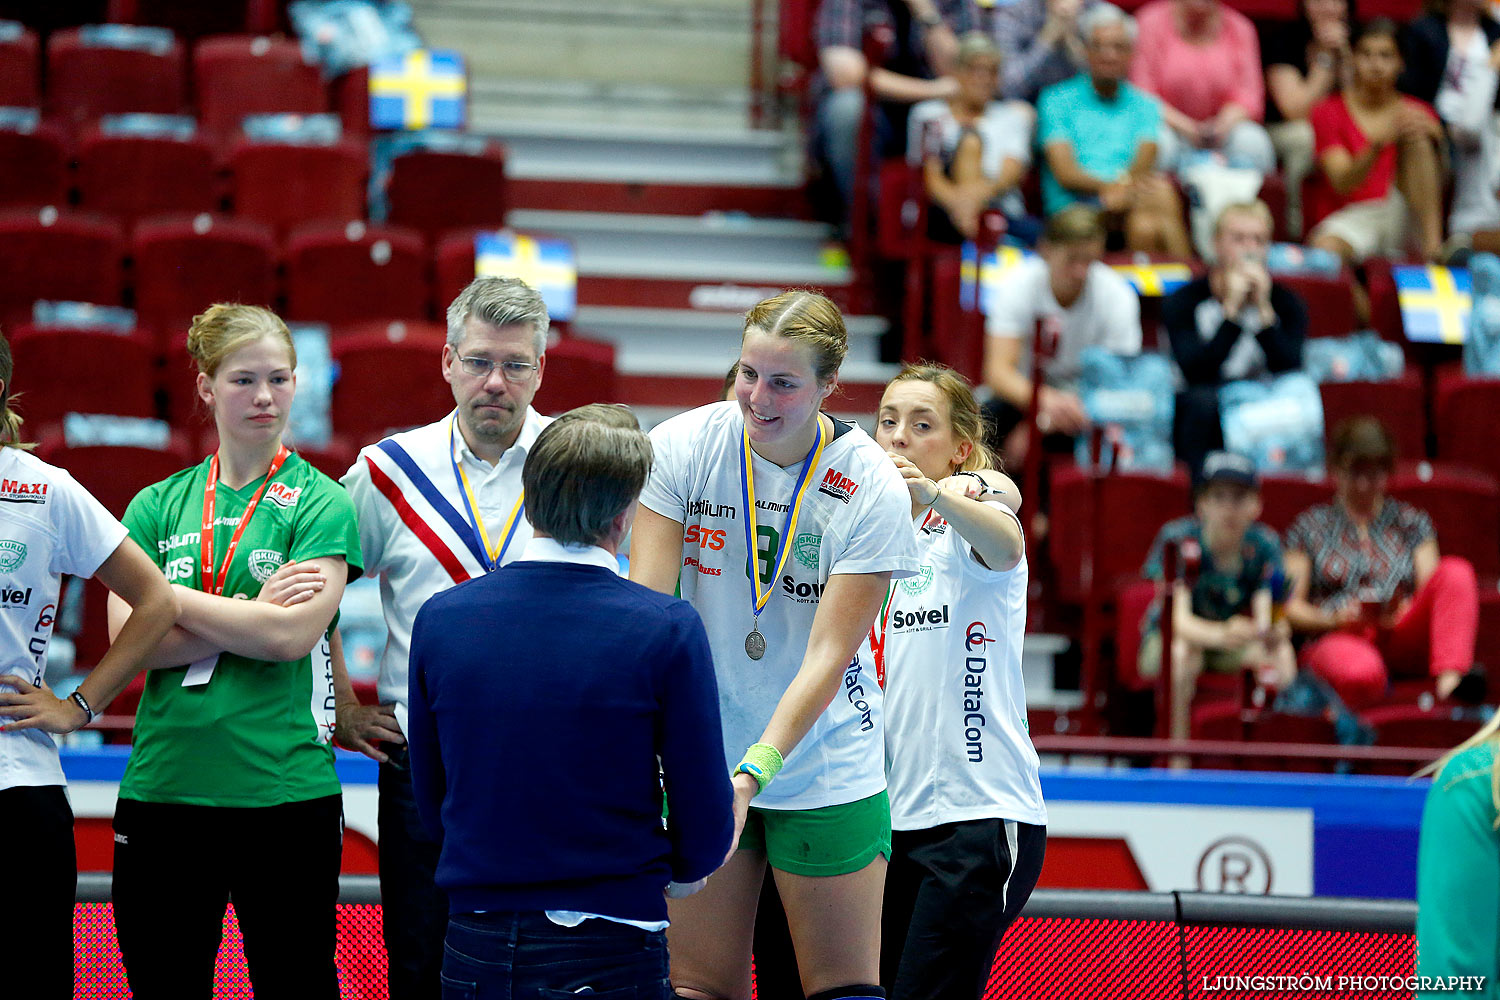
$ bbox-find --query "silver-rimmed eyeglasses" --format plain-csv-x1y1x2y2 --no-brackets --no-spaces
456,356,539,383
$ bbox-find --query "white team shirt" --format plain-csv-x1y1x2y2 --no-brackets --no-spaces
640,401,921,810
0,449,127,790
342,408,550,736
985,256,1142,390
876,503,1046,830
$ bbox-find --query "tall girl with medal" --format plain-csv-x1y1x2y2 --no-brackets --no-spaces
871,365,1045,1000
632,291,919,1000
106,304,363,998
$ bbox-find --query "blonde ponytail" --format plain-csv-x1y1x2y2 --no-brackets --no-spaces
0,330,34,451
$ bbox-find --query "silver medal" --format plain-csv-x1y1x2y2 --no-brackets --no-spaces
745,627,766,660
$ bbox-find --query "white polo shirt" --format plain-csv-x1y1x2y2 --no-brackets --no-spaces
876,503,1046,831
640,401,920,811
342,408,550,736
0,448,127,790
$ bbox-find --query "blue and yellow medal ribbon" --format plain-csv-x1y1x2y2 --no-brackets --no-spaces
740,415,828,623
450,416,525,572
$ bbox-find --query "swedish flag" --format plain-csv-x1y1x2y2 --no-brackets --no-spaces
1110,262,1194,296
959,242,1035,316
369,49,467,131
1395,264,1471,344
475,231,578,323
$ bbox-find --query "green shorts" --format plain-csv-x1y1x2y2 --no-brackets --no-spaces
737,790,892,876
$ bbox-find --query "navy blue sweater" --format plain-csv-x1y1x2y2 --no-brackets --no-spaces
407,559,734,922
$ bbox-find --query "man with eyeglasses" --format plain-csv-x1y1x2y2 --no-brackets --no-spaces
339,275,553,1000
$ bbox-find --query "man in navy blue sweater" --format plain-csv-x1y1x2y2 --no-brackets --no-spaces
407,408,734,998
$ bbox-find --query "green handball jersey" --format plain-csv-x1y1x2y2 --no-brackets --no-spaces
120,452,363,808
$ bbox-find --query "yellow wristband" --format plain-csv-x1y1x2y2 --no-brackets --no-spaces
733,742,784,795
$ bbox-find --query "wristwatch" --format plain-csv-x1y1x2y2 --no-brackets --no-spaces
70,690,95,724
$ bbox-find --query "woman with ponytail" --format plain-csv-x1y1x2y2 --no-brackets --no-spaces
0,329,179,999
106,304,363,998
870,364,1046,1000
1416,713,1500,996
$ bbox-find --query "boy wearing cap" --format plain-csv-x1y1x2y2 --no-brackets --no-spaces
1138,451,1296,743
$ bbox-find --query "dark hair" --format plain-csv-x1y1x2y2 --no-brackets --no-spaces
721,362,739,401
547,402,641,432
1351,16,1400,49
1329,416,1396,471
522,418,652,547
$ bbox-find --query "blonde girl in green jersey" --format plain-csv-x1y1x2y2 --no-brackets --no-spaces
106,304,363,999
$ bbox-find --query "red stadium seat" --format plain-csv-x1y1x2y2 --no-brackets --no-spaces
9,325,158,425
107,0,275,39
533,336,618,413
284,220,428,325
330,319,447,346
132,213,278,334
229,138,366,234
1257,473,1335,535
0,23,38,106
76,126,217,225
1364,703,1486,750
432,228,578,335
1319,369,1426,462
0,122,69,209
46,26,185,125
1279,270,1357,338
193,35,325,143
1389,464,1500,579
927,249,979,379
1434,375,1500,486
1113,578,1158,693
386,142,507,242
0,207,124,322
330,64,369,136
331,333,457,444
1049,464,1192,604
36,424,194,519
198,424,359,481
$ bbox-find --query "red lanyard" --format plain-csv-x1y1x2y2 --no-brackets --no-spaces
200,445,290,596
870,510,938,688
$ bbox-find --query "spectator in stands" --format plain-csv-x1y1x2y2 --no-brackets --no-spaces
907,32,1036,244
1131,0,1277,176
1164,200,1308,477
815,0,979,227
1138,451,1296,745
340,277,553,999
107,304,362,997
980,205,1141,461
1416,714,1500,995
1284,417,1484,710
1399,0,1500,256
991,0,1096,104
1306,18,1447,265
1037,3,1193,257
407,414,732,998
1263,0,1357,237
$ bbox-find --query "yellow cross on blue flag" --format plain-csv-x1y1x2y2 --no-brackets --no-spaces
1110,262,1194,296
959,242,1035,315
475,231,577,323
369,49,467,131
1394,264,1471,344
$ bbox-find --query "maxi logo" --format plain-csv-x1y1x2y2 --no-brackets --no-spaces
793,532,821,570
248,548,287,584
264,482,302,509
961,620,993,762
817,467,859,504
0,539,26,572
0,585,31,608
0,479,48,504
899,565,934,596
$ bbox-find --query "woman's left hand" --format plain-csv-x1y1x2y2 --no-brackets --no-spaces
722,772,758,868
0,675,87,735
889,453,940,506
255,561,327,608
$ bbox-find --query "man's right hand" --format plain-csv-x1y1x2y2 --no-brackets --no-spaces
1038,386,1091,435
335,700,404,763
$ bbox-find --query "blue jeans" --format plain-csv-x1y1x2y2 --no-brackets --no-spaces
380,752,449,999
441,912,673,999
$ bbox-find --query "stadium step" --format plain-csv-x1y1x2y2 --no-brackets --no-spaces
507,177,814,220
507,209,833,267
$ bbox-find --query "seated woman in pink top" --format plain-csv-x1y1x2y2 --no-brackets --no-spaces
1131,0,1276,174
1306,17,1446,265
